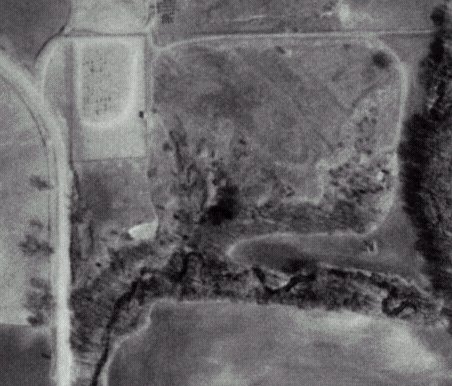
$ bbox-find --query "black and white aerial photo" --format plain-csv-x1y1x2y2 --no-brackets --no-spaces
1,0,452,385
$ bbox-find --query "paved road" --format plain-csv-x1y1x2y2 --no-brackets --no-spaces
0,54,72,386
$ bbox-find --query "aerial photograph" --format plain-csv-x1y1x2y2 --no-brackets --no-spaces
1,0,452,385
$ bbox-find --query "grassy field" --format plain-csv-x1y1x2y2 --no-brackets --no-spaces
341,0,444,31
151,37,401,236
107,301,451,386
0,325,51,386
0,0,69,64
153,0,441,44
67,0,153,33
0,77,53,324
229,186,422,279
71,158,157,285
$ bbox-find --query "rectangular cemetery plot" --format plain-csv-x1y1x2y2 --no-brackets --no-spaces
72,37,147,161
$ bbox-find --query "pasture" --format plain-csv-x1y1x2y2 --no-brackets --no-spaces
152,37,402,234
153,0,441,45
0,325,51,386
0,0,70,64
0,77,53,324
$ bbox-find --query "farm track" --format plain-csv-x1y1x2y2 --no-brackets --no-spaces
148,27,411,238
154,29,435,52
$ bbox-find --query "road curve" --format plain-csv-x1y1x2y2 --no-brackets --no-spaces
0,52,73,386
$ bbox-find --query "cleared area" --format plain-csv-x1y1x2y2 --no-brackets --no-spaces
107,301,451,386
37,36,148,161
72,37,147,161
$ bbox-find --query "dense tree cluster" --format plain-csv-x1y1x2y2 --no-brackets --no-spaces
399,4,452,296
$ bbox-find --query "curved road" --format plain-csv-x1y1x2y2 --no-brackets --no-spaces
0,53,72,386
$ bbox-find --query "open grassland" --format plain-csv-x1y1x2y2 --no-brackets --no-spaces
153,0,440,45
341,0,444,31
107,301,451,386
228,197,422,279
0,77,53,325
151,37,402,242
0,0,70,64
67,0,153,33
71,158,158,286
0,325,51,386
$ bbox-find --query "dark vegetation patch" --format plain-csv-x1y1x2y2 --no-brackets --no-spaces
431,4,447,27
399,6,452,301
29,175,52,190
372,51,392,69
71,245,442,385
25,278,53,326
203,184,240,225
19,234,53,257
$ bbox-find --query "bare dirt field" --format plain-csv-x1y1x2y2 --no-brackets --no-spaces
0,0,70,64
106,301,452,386
0,76,53,325
152,0,441,45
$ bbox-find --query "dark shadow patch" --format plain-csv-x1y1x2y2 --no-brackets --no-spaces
29,175,52,190
204,185,239,226
372,51,392,69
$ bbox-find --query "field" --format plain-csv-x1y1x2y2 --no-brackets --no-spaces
0,325,51,386
67,0,153,33
153,0,442,44
72,37,147,161
106,301,451,386
151,37,402,239
71,158,158,285
0,76,54,325
0,0,70,64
